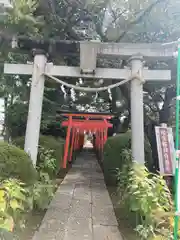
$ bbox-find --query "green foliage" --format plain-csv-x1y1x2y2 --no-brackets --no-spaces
116,149,173,240
0,141,58,236
31,146,58,210
0,179,32,233
0,142,37,185
13,137,59,210
1,0,43,36
7,102,28,139
37,135,64,166
0,144,58,236
32,171,56,210
37,146,57,178
103,131,153,185
13,135,64,174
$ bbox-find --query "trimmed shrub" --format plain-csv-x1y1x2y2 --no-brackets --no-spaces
13,135,64,172
0,142,37,185
103,131,153,185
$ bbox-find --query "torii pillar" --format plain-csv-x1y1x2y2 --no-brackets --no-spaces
24,50,47,165
129,55,144,164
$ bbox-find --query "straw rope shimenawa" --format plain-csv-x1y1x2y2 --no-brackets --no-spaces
44,73,144,92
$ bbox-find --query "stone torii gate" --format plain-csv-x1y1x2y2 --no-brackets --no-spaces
4,41,173,166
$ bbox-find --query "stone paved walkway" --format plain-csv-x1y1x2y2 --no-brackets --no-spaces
32,151,123,240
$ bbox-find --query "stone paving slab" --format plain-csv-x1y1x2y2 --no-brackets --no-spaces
73,185,91,201
50,193,73,209
64,217,93,240
69,199,91,219
32,209,69,240
92,205,118,226
93,225,123,240
32,151,123,240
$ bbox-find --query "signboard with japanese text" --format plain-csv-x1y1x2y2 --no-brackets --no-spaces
155,126,175,175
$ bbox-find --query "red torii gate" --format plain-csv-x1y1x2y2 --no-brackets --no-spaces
60,113,113,168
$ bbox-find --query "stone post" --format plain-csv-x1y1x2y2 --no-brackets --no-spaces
24,50,47,166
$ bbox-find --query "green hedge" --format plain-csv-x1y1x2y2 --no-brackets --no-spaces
13,135,64,171
0,141,37,185
103,131,153,185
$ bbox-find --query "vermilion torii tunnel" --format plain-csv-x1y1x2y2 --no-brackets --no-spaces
59,112,113,168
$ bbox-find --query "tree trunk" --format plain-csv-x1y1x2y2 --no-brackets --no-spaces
144,86,176,172
159,86,175,124
4,97,10,142
144,120,159,172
